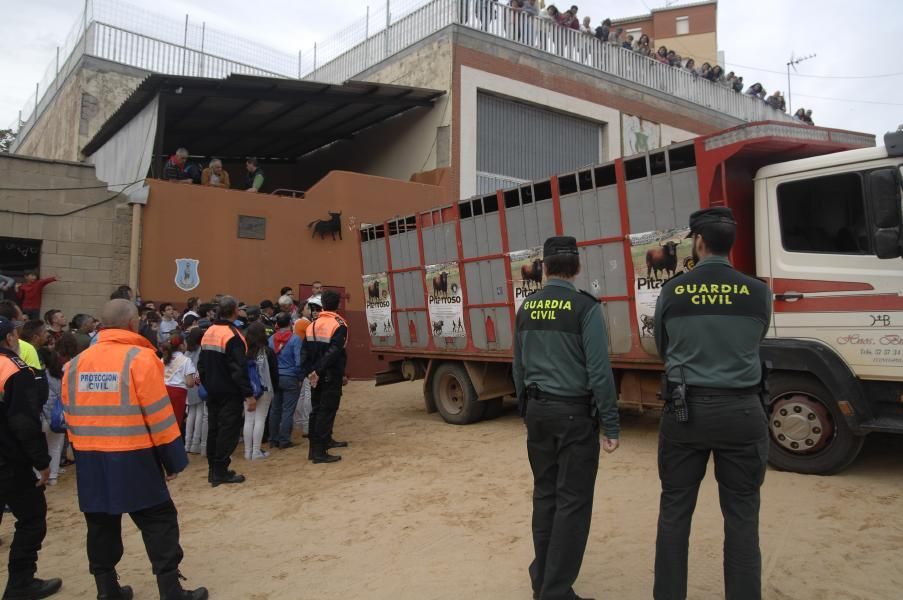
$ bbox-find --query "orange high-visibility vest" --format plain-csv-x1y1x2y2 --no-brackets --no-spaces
200,324,247,354
306,312,348,347
61,329,182,453
0,354,26,390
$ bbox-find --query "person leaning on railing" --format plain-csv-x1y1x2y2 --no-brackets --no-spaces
201,158,231,189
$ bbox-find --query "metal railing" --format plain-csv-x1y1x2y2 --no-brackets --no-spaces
310,0,791,124
11,0,792,152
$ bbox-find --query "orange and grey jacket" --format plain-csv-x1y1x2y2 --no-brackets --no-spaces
198,320,252,398
301,311,348,383
61,329,188,514
0,347,49,479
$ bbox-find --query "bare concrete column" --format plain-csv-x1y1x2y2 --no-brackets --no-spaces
128,202,142,292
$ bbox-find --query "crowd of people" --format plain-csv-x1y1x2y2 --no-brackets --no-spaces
162,149,266,192
480,1,817,124
0,278,352,598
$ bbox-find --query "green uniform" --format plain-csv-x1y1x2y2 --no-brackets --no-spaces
514,272,619,600
654,255,771,387
652,208,773,600
513,279,619,438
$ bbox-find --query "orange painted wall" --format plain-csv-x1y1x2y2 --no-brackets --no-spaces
140,171,446,377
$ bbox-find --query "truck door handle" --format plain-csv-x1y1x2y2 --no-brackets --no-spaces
775,292,803,302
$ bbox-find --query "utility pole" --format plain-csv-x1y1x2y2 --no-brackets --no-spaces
786,52,816,114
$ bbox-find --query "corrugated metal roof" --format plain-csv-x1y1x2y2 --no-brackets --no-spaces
82,73,444,159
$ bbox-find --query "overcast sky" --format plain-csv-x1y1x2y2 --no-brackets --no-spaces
1,0,900,138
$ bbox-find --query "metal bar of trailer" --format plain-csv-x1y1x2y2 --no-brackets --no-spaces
576,236,623,248
497,188,518,337
614,157,643,355
452,205,477,353
415,212,437,351
382,220,403,348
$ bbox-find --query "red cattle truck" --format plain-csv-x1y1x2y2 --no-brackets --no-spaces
358,121,903,475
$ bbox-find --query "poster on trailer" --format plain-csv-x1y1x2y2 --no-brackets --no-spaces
424,262,466,337
509,247,544,313
362,273,393,337
628,228,695,352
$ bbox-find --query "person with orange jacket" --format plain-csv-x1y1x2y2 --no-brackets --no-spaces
61,300,207,600
301,290,349,464
0,316,62,600
198,295,254,486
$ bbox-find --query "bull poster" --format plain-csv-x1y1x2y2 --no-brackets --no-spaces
362,273,393,337
629,228,695,348
509,247,544,313
424,262,466,338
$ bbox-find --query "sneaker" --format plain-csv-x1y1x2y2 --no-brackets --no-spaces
46,479,58,487
243,451,252,461
251,450,269,460
57,468,66,475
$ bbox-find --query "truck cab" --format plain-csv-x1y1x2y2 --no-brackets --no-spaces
753,132,903,473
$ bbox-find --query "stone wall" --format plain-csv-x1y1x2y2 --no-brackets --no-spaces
0,154,132,321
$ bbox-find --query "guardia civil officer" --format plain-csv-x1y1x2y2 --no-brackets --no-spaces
513,236,620,600
0,316,62,599
652,207,772,600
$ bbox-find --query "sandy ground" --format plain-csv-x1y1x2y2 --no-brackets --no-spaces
7,381,903,599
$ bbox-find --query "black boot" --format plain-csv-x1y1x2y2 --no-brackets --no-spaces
327,439,348,449
2,577,63,599
210,467,245,487
94,571,133,600
156,571,208,600
311,448,341,464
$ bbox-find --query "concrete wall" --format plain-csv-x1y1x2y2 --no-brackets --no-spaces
16,57,147,162
615,2,718,66
293,32,454,189
0,154,132,320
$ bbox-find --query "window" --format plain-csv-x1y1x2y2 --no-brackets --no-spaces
626,28,643,40
778,173,871,254
676,16,689,36
0,237,41,302
668,145,697,171
625,157,648,181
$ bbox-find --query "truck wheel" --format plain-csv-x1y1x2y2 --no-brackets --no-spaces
481,398,504,421
431,363,483,425
766,373,864,475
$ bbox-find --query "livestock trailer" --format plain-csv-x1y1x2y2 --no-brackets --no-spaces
358,121,903,474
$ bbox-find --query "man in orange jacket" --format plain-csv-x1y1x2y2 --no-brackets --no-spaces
62,300,207,600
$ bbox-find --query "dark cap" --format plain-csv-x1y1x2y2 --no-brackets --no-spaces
259,300,275,310
543,236,579,258
0,316,16,339
687,207,737,237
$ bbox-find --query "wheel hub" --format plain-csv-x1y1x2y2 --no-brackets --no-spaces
439,375,464,415
769,393,834,454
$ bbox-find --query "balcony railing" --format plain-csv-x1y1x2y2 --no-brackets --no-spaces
11,0,792,153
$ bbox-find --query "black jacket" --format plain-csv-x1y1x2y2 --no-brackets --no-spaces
198,320,253,399
263,346,281,395
0,347,50,479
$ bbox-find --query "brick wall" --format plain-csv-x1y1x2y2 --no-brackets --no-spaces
0,154,132,322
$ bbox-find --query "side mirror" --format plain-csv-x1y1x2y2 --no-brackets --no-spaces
867,168,902,259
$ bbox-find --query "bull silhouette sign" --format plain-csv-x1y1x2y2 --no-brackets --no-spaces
308,211,343,240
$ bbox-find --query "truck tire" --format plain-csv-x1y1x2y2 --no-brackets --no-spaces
766,373,865,475
481,398,505,421
431,363,483,425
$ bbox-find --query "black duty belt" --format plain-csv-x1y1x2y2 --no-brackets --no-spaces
528,391,592,405
686,385,761,397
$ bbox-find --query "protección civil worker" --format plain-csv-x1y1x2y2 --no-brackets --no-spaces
513,236,620,600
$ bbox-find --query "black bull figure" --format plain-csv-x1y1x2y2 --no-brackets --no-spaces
646,240,680,280
308,211,343,240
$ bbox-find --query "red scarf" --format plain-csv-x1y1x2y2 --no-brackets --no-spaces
272,329,293,354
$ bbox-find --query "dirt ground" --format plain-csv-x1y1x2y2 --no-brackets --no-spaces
9,381,903,599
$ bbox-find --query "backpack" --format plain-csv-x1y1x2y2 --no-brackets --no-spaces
50,392,66,434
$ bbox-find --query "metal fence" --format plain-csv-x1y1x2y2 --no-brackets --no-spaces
10,0,792,151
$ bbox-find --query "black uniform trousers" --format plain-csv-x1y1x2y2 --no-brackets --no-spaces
525,399,600,600
85,499,183,577
309,378,343,452
206,394,244,476
0,471,47,590
654,394,768,600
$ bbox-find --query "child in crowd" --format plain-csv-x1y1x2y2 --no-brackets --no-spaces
184,328,207,455
244,322,279,460
162,333,198,432
16,271,57,320
37,345,68,486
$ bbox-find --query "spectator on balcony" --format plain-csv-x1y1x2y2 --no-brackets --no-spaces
594,18,611,41
667,50,681,67
521,0,539,17
655,46,669,64
746,83,765,98
623,35,635,50
581,16,593,35
162,148,193,184
732,75,744,93
793,108,806,122
541,4,560,21
766,91,786,112
633,33,651,54
558,7,580,30
723,71,738,89
804,109,814,125
708,65,725,84
202,158,231,189
698,62,712,79
245,158,265,193
684,58,698,76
